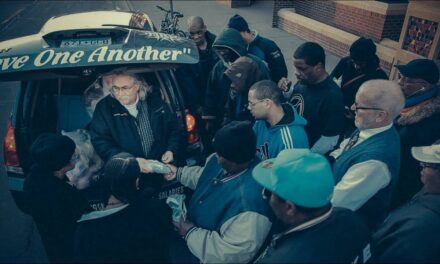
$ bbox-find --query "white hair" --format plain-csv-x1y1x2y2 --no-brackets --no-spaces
107,69,152,101
358,79,405,120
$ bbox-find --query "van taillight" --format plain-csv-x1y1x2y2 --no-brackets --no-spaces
185,112,199,145
3,120,20,167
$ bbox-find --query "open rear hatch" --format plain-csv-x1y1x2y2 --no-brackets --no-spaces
0,25,198,81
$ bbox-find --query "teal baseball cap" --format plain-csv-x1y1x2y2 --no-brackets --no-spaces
252,149,334,208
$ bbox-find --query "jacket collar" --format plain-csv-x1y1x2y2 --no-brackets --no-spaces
273,206,333,241
413,188,440,216
397,89,440,125
108,92,163,116
77,204,129,222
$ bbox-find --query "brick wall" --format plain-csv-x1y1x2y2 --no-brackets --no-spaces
273,0,405,41
383,15,405,40
278,16,393,74
290,1,337,29
334,3,386,42
272,0,295,27
217,0,251,8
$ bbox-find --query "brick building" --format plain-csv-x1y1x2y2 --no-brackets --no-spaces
272,0,410,74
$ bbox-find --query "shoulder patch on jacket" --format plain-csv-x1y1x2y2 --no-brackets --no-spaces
270,50,281,59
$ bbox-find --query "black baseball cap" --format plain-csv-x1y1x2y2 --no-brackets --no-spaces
395,59,439,84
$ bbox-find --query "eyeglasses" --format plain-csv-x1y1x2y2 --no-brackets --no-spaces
247,99,266,108
351,102,384,112
112,83,136,94
420,162,440,170
189,30,204,36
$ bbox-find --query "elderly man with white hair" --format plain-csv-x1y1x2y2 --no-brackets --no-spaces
329,79,405,230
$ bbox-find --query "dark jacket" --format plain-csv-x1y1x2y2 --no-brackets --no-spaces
248,30,288,83
392,90,440,208
74,194,172,263
331,56,388,108
23,165,90,263
175,31,218,112
203,28,270,124
255,207,371,263
373,188,440,263
90,92,182,162
224,56,265,124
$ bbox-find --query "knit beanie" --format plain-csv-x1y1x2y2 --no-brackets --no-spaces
212,121,256,163
350,37,376,63
104,155,140,203
30,133,76,171
228,14,249,32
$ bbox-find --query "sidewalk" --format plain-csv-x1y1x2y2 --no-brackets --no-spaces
129,0,342,81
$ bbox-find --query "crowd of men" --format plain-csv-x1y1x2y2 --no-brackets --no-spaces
20,14,440,263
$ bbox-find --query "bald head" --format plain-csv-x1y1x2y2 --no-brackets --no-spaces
187,16,205,29
358,80,405,120
187,16,207,47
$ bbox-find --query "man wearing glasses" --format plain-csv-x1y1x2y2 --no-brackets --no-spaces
373,140,440,263
90,70,181,189
391,59,440,209
329,79,405,230
248,80,308,160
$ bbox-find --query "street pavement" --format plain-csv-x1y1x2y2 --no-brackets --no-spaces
128,0,341,79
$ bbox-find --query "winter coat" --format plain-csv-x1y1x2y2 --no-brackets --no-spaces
392,90,440,208
373,188,440,263
203,28,270,124
248,30,288,83
90,91,182,162
331,56,388,108
175,31,218,112
223,56,265,124
74,193,172,263
255,207,371,263
23,165,90,263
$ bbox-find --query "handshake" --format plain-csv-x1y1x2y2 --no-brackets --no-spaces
136,158,177,181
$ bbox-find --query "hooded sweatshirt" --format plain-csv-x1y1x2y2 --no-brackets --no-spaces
253,103,309,160
224,56,264,123
203,28,270,122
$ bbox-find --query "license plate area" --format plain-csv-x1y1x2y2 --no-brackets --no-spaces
60,37,112,47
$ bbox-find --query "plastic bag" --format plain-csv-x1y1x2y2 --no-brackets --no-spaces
140,160,171,174
166,194,187,222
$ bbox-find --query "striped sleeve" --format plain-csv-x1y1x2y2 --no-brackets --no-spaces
281,126,294,149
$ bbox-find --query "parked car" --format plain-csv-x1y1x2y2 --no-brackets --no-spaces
0,11,202,210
